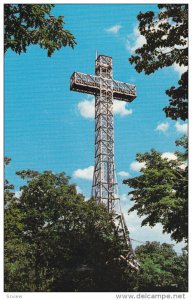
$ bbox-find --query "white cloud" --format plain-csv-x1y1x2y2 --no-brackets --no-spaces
173,63,188,76
118,171,130,177
105,25,122,34
120,193,133,204
77,98,95,119
130,153,179,172
126,25,146,54
15,191,22,198
155,122,169,132
78,98,132,119
114,100,133,116
76,186,83,194
162,152,188,170
175,121,188,134
123,209,185,253
120,193,129,202
130,161,146,172
126,24,187,79
73,166,94,181
161,152,177,161
179,162,187,170
127,21,176,54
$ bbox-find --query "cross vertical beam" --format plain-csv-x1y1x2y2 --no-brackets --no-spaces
92,55,119,212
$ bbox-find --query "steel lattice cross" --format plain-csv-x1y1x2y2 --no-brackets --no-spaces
70,54,139,270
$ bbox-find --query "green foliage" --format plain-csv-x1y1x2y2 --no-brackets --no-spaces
4,4,76,56
175,135,188,161
4,169,133,292
135,242,188,292
123,137,188,243
4,157,12,166
4,157,14,206
4,163,188,292
164,71,188,121
129,4,188,121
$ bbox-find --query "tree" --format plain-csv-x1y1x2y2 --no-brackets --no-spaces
4,158,13,194
135,242,188,292
4,158,31,291
5,166,188,292
123,136,188,243
4,169,133,292
129,4,188,121
4,4,76,57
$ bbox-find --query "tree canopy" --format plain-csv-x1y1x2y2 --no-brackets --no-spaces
123,136,188,243
135,242,188,292
4,4,76,56
4,168,134,292
4,162,188,292
129,4,188,121
126,3,188,247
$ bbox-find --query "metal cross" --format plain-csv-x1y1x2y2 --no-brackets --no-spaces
70,54,136,212
70,54,139,270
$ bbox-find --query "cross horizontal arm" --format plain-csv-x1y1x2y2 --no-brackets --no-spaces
113,79,136,102
70,72,136,102
70,72,99,95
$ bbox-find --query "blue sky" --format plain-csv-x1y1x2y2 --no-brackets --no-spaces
4,4,188,252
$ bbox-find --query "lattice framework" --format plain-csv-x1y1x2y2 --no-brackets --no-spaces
70,54,139,270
